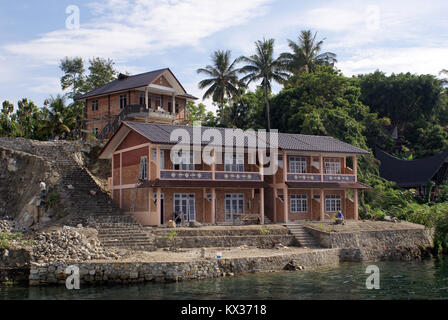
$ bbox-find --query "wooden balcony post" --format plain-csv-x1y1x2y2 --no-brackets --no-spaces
283,151,287,182
145,87,149,109
320,155,324,182
156,146,161,179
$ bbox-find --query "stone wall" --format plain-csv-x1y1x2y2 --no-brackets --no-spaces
303,226,434,261
0,248,31,283
28,248,340,286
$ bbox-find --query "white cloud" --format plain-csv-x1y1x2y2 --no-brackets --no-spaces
3,0,273,64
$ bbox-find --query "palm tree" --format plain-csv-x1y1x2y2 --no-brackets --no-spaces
280,30,337,77
240,38,289,131
38,95,74,140
197,50,243,121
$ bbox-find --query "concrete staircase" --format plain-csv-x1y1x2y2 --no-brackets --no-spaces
284,224,320,248
89,215,156,251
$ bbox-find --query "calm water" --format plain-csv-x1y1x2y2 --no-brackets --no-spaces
2,258,448,300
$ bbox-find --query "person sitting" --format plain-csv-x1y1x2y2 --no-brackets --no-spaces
335,210,345,225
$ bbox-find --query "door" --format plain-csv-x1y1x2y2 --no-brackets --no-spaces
225,194,244,221
174,194,196,222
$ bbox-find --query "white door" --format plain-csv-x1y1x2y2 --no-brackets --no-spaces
225,194,244,221
174,194,196,222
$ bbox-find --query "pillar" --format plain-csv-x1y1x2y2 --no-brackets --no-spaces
283,151,288,182
119,152,123,208
156,188,162,226
354,189,359,220
353,155,358,182
320,189,325,221
211,188,216,224
320,155,324,181
156,146,161,179
145,87,149,109
283,187,289,223
260,188,264,225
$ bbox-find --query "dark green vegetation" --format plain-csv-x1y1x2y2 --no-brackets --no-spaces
1,30,448,251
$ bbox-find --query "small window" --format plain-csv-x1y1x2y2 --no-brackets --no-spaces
290,194,307,213
324,158,341,174
139,93,145,107
91,100,98,112
139,156,148,180
289,156,307,173
152,149,165,169
155,96,162,109
325,195,341,212
119,94,127,109
224,153,244,172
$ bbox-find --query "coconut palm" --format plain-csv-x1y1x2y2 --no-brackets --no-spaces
280,30,337,77
197,50,243,120
38,95,74,140
239,38,289,131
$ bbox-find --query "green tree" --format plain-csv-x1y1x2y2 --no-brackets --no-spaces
197,50,243,121
60,57,86,100
280,30,337,83
0,101,17,137
15,98,42,139
186,101,207,125
240,39,289,131
84,57,117,93
38,95,74,140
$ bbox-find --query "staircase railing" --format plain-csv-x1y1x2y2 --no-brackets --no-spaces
97,104,147,140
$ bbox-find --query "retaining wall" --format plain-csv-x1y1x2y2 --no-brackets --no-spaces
28,248,340,286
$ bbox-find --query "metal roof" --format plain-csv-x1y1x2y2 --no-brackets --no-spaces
77,68,197,100
376,148,448,187
122,122,370,154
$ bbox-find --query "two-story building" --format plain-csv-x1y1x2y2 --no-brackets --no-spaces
99,121,371,226
76,68,198,139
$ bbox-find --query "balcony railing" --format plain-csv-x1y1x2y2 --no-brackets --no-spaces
287,173,356,183
159,170,262,181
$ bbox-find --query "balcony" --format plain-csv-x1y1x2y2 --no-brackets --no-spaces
287,173,356,183
160,170,262,181
124,104,177,122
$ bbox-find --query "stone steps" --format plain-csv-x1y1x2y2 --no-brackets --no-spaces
284,224,320,248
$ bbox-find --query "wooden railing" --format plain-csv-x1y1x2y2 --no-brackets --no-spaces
159,170,262,181
287,173,356,183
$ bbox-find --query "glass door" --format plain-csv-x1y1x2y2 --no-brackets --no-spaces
174,194,196,222
225,194,244,221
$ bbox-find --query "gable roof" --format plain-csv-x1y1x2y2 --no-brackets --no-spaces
376,148,448,187
76,68,197,100
99,121,370,159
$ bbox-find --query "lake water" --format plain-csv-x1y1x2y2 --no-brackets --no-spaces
2,257,448,300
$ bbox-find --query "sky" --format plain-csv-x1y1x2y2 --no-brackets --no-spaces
1,0,448,113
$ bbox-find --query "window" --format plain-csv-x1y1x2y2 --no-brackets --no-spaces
225,194,244,221
175,99,179,113
324,158,341,174
92,128,99,136
155,96,162,109
278,155,283,168
289,156,307,173
119,94,127,109
139,93,145,107
174,194,196,222
224,153,244,172
91,100,98,112
173,150,194,171
325,195,341,212
290,194,308,213
152,149,165,169
168,101,173,113
139,156,148,180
